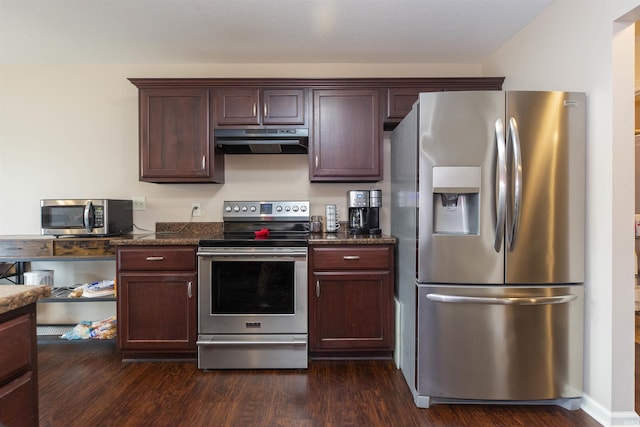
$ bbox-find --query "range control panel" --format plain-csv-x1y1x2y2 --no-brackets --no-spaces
223,200,310,221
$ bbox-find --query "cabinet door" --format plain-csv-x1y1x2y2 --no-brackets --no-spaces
139,88,223,183
310,271,392,351
311,89,382,182
262,89,305,125
214,88,261,125
117,272,197,351
385,87,427,122
214,88,305,126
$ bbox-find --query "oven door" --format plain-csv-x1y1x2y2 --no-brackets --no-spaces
197,247,308,335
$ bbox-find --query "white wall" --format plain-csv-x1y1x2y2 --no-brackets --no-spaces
483,1,639,426
0,63,481,236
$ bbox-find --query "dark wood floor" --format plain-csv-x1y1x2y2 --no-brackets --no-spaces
36,340,622,427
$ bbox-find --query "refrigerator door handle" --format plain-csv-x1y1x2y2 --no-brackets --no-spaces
426,293,578,306
507,117,523,250
494,119,507,252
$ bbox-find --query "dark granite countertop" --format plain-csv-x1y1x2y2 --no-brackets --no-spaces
0,285,51,315
1,223,395,250
110,222,223,246
308,232,396,245
109,222,396,246
109,233,208,246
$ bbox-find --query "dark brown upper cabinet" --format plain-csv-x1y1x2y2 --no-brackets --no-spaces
136,87,224,183
385,87,426,123
311,89,382,182
129,77,504,184
381,78,505,129
213,88,306,127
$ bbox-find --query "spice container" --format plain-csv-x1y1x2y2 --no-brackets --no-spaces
310,216,323,233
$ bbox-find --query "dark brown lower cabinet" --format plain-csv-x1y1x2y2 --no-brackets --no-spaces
116,246,197,358
309,244,394,359
0,304,38,427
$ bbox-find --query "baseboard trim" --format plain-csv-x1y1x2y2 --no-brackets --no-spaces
581,393,640,427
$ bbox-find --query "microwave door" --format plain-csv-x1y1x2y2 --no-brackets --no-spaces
84,201,94,233
41,204,87,231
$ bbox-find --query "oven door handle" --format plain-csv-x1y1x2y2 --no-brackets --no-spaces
196,340,307,346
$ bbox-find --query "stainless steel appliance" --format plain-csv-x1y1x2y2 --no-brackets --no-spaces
197,200,309,369
40,199,133,236
214,128,309,154
347,190,382,235
348,190,369,235
367,189,382,235
391,91,585,409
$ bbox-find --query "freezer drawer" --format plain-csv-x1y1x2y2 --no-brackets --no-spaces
417,284,583,402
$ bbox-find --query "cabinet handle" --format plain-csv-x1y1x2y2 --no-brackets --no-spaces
343,255,360,260
264,102,267,118
202,155,206,171
316,280,320,298
253,103,257,117
188,281,192,299
145,256,164,261
315,155,318,169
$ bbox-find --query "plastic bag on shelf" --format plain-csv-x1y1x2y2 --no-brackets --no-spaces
60,316,117,340
67,280,115,298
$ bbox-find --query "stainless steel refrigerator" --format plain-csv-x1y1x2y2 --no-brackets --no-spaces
391,91,585,409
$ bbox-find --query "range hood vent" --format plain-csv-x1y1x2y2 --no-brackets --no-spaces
214,128,309,154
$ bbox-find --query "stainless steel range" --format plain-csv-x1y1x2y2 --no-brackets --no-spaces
197,200,309,369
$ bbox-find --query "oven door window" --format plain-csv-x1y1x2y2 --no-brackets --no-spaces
211,260,295,314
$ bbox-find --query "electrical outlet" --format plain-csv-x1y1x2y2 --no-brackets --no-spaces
132,196,146,210
191,203,201,217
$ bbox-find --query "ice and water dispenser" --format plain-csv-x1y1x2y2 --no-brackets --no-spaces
432,166,480,235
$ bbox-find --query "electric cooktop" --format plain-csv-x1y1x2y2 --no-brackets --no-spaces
198,200,310,248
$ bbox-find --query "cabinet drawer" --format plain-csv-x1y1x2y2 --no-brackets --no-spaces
0,372,36,427
311,246,390,270
0,314,32,384
118,246,196,271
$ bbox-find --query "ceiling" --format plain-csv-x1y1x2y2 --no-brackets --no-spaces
0,0,555,64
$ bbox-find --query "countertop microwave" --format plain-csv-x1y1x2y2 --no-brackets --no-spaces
40,199,133,237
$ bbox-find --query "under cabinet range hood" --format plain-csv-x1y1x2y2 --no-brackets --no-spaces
214,128,309,154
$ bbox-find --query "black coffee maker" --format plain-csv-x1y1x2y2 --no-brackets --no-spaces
367,189,382,235
347,189,382,235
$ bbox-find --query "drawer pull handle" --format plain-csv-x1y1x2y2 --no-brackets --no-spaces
316,280,320,298
145,256,164,261
188,281,192,299
343,255,360,260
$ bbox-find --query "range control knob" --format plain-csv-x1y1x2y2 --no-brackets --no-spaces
225,205,232,212
233,206,240,212
250,206,257,212
242,206,248,212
